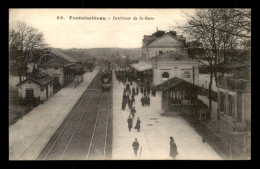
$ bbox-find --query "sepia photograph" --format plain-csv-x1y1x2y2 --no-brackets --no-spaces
8,8,251,160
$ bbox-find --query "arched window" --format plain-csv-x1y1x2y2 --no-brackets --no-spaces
162,72,169,78
183,71,190,78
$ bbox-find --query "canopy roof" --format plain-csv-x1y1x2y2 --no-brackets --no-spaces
158,77,198,91
16,72,54,87
130,61,153,72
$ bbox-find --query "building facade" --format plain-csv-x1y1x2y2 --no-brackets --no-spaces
159,77,198,115
38,57,75,91
16,72,54,102
151,52,199,86
217,63,251,130
141,32,186,60
37,49,83,92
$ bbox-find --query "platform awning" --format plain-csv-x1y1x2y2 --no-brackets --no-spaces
130,61,153,72
158,77,199,91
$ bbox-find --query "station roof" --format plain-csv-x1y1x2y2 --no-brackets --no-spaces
130,61,153,72
38,57,70,68
16,72,54,87
66,63,82,73
49,48,78,63
158,77,198,91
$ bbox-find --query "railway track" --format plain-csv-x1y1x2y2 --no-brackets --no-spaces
36,63,112,160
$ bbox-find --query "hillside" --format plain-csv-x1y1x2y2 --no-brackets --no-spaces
50,47,142,61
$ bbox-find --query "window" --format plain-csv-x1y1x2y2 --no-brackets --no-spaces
177,91,182,99
183,71,190,78
171,91,177,99
159,51,163,54
162,72,169,78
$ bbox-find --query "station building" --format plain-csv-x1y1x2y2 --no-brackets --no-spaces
150,52,199,86
132,30,199,87
16,72,54,102
37,48,83,92
158,77,199,114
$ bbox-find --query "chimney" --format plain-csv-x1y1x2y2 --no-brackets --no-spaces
156,27,158,32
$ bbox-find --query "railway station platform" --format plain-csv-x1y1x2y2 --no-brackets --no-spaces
9,67,100,160
112,70,222,160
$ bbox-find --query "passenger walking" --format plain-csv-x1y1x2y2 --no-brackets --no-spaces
136,87,139,95
126,93,130,103
122,102,126,110
126,84,130,91
135,117,141,132
132,138,140,157
131,94,135,103
141,96,144,107
169,136,178,159
127,116,133,131
131,106,136,119
132,87,135,95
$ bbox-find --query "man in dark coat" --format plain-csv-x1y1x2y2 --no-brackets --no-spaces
169,136,178,159
127,116,133,131
132,138,140,157
135,117,141,132
128,99,133,109
122,101,126,110
147,96,150,106
132,87,135,95
131,94,135,103
141,96,144,106
131,107,136,119
126,84,130,91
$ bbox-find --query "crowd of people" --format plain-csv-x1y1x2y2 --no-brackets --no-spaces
116,67,177,159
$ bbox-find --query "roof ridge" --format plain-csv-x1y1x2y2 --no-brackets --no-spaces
144,32,183,47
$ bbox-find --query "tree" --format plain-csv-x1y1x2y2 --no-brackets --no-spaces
178,9,251,120
9,21,47,82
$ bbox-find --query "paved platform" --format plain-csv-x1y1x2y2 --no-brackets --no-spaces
111,70,222,160
9,67,100,160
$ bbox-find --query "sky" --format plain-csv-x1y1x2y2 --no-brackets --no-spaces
9,9,196,49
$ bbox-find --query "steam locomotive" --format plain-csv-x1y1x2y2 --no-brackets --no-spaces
100,71,112,91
